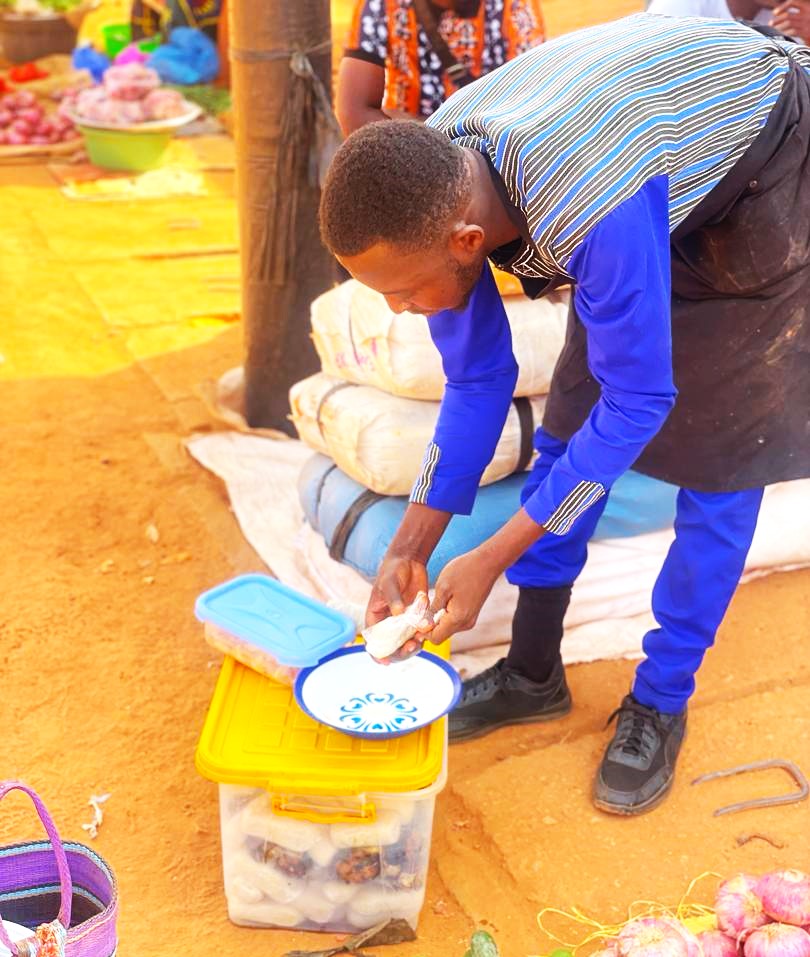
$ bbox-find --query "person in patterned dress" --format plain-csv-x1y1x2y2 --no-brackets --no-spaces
336,0,545,135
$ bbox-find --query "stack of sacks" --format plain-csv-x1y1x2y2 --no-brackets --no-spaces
290,279,690,620
289,278,569,496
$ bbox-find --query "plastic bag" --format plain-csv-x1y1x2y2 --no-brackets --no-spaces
72,45,110,83
148,27,219,85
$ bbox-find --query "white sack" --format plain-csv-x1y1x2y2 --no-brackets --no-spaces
289,372,544,496
310,280,569,401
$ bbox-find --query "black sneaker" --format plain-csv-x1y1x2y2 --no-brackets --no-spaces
449,657,571,743
594,694,687,816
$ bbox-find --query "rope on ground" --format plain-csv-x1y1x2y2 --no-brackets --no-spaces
535,872,722,953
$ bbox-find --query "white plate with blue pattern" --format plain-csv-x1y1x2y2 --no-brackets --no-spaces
294,646,462,739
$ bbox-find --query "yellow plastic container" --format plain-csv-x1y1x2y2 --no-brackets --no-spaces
196,654,448,933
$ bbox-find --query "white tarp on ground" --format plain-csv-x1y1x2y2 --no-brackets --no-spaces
187,431,810,679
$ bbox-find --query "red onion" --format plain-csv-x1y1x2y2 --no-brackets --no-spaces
699,930,739,956
617,917,702,957
743,923,810,957
716,875,769,937
17,107,42,125
757,871,810,927
14,90,37,108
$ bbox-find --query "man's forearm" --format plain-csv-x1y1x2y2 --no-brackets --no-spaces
477,507,546,575
386,503,452,564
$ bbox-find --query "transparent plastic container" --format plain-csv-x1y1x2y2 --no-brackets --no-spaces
218,765,446,932
203,621,301,686
196,657,449,934
196,575,356,685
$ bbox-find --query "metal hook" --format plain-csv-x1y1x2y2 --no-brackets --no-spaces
691,758,809,817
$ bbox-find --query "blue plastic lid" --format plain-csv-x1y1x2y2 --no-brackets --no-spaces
194,574,356,668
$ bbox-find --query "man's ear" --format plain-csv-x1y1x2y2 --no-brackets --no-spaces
449,222,486,262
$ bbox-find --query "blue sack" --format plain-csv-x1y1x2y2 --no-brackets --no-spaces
299,455,679,584
148,27,219,85
72,45,111,83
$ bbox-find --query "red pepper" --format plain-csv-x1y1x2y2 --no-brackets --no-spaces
0,77,7,94
9,62,49,83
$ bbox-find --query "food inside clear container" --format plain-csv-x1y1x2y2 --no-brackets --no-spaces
195,574,356,685
196,657,448,933
218,766,446,932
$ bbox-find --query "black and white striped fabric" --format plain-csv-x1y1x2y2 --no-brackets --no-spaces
428,13,809,277
411,441,442,505
542,480,606,535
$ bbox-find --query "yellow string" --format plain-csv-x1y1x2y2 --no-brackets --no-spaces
534,872,724,955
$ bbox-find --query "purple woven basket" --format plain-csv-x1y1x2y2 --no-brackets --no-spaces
0,783,118,957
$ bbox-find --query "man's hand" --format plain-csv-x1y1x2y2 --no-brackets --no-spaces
771,0,810,41
365,554,429,627
424,548,502,647
364,502,452,634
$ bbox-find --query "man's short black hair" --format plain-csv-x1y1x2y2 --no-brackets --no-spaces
319,121,471,258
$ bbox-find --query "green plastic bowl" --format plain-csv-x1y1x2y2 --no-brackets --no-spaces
138,37,161,53
79,124,172,172
101,23,132,58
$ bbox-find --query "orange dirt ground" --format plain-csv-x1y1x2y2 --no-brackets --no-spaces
1,3,809,956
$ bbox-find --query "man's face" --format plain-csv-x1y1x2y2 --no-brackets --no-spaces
339,239,486,316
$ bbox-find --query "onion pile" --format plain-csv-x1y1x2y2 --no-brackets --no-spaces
716,875,769,938
0,90,78,148
591,870,810,957
617,916,701,956
757,871,810,927
65,64,193,126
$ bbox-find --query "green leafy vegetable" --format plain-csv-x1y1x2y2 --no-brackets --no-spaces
165,83,231,116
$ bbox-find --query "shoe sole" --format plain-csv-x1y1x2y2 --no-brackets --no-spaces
592,776,674,817
592,724,687,817
449,698,572,744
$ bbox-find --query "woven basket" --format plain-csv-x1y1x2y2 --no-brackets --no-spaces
0,782,118,957
0,13,78,64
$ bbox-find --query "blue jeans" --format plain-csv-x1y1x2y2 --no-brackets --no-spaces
507,428,764,713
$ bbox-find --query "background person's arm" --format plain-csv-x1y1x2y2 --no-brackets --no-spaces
337,0,391,135
336,57,389,135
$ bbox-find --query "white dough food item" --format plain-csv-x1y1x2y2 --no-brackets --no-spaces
309,837,338,868
361,592,431,661
296,887,339,924
240,794,323,852
228,898,302,928
348,887,425,927
322,880,359,905
232,852,304,904
228,874,264,905
330,809,401,849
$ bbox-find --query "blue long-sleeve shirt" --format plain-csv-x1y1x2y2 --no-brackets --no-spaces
410,176,678,534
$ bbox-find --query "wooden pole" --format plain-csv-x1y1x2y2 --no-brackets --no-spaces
230,0,334,432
